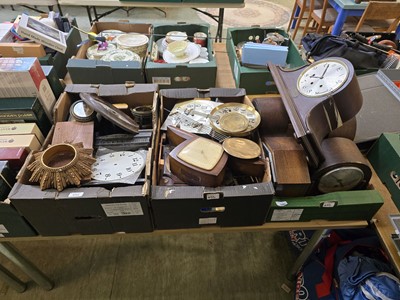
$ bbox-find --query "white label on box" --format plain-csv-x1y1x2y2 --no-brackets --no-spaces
321,201,336,208
206,193,220,200
101,202,143,217
0,224,9,234
152,77,171,85
12,46,24,55
199,217,217,225
270,209,304,221
68,192,84,198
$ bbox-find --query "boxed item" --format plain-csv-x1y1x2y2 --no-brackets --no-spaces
355,69,400,150
0,57,56,120
0,123,45,144
0,97,52,137
67,22,152,84
266,190,384,222
9,83,158,236
226,27,305,94
0,200,37,237
241,43,288,67
42,65,64,99
367,133,400,210
145,23,217,89
0,23,14,43
17,14,67,53
151,88,275,229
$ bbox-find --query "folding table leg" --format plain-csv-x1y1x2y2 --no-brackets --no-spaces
0,264,26,293
0,242,54,291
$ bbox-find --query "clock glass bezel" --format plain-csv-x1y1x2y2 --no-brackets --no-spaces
317,166,365,193
297,58,350,98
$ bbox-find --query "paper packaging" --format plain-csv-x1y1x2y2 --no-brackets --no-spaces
0,97,51,136
0,23,14,43
241,43,288,67
0,134,41,151
0,57,56,121
0,123,44,144
17,14,67,54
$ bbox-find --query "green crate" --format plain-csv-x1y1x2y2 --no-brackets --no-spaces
266,190,384,222
226,27,305,94
145,23,217,89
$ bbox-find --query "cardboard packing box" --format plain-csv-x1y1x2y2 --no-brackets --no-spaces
145,23,217,89
67,22,152,84
367,133,400,211
266,190,384,222
0,57,56,121
0,123,44,144
151,88,275,229
9,83,158,236
0,19,81,79
226,27,305,94
0,97,52,137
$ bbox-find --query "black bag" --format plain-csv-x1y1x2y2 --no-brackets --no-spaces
301,33,388,69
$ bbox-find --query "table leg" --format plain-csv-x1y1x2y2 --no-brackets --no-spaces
0,242,54,291
0,264,27,293
216,8,224,42
330,10,348,36
286,229,331,281
86,6,93,24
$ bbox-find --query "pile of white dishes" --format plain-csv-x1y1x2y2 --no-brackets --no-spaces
159,31,209,64
86,43,117,60
102,49,141,62
98,29,125,44
115,33,149,58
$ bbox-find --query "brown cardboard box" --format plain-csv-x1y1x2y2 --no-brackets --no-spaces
151,88,275,229
67,22,152,84
9,83,158,236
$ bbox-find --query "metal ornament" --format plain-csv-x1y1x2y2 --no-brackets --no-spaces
27,143,96,192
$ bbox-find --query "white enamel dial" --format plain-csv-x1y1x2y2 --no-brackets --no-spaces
92,151,145,181
297,59,349,97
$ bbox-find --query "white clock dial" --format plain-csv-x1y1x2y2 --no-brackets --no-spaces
297,59,349,97
92,151,145,181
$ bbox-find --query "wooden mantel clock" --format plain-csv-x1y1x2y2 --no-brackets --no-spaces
269,57,371,193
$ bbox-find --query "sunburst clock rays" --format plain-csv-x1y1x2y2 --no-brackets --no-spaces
27,143,96,192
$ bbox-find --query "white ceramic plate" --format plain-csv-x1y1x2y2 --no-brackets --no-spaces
163,42,201,64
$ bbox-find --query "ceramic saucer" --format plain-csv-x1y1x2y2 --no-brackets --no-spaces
163,42,201,64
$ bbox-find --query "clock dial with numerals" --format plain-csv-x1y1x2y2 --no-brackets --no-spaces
297,59,349,97
92,151,145,181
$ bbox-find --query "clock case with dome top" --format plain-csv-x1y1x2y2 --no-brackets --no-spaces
269,57,371,194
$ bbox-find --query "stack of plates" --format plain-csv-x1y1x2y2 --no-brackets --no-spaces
102,49,141,62
86,43,117,60
115,33,149,58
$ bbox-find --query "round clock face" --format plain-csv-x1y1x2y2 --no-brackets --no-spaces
92,151,145,181
317,166,365,193
297,59,349,97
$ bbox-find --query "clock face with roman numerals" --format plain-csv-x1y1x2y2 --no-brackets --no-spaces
297,58,349,97
92,151,145,181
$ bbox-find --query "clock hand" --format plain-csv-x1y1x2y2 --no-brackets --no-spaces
320,65,330,79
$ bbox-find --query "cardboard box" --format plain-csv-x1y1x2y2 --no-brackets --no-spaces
0,23,14,43
0,21,82,79
0,97,52,137
145,23,217,89
41,65,64,99
0,134,41,151
367,133,400,210
9,83,158,236
226,27,305,94
0,200,37,237
0,123,44,144
355,69,400,148
266,190,384,222
0,57,56,121
67,22,152,84
17,14,67,53
151,88,275,229
241,43,288,67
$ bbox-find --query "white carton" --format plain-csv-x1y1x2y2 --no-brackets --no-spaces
17,14,67,54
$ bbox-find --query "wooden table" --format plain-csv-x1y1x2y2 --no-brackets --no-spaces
1,43,399,293
58,0,245,42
